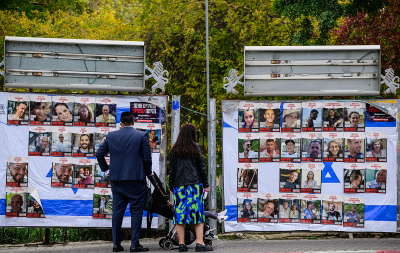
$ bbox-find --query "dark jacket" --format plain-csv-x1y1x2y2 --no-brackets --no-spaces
96,126,152,182
169,143,209,188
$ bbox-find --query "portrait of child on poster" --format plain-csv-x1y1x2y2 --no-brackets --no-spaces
366,132,387,162
52,96,74,126
27,193,45,218
259,132,280,162
343,197,364,228
238,102,259,133
300,194,321,224
93,188,113,219
281,103,301,133
7,94,29,125
259,103,280,132
28,126,51,156
280,132,301,163
95,157,111,188
257,193,279,223
344,102,365,132
94,127,116,156
323,102,344,132
95,97,117,127
237,192,257,222
237,163,258,192
344,132,365,163
322,195,343,225
323,132,344,162
301,163,322,193
51,126,73,157
51,157,73,188
6,187,28,217
134,123,162,153
302,132,322,162
279,163,301,193
344,163,365,193
74,97,95,127
72,127,94,157
365,163,386,193
73,158,95,188
238,133,259,163
279,193,300,223
302,102,323,132
7,156,28,187
29,95,51,125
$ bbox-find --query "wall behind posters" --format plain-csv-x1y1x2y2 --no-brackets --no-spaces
0,92,167,228
222,100,398,232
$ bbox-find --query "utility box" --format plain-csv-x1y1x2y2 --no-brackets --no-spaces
3,36,145,92
244,46,381,97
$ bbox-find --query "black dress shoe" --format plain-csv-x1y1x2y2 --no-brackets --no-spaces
130,244,149,252
113,245,124,252
179,244,188,252
195,243,213,252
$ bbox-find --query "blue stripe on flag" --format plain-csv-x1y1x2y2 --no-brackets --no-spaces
223,121,238,130
365,120,396,128
0,199,5,215
365,205,397,221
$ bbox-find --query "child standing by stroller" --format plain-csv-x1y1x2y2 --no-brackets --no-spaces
99,197,106,213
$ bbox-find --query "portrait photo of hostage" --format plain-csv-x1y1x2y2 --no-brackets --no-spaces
146,129,161,153
365,166,386,193
323,107,344,131
95,103,117,127
74,103,95,127
6,157,28,187
322,197,343,225
238,105,259,132
302,109,322,131
238,135,259,163
323,134,344,162
237,195,257,222
52,97,74,126
281,109,301,132
6,191,27,217
237,167,258,192
302,137,322,162
259,135,280,162
344,110,365,132
300,198,321,224
95,158,111,188
74,164,95,188
259,104,280,132
27,196,45,218
343,202,364,228
344,134,365,163
73,131,94,157
51,130,72,156
93,188,113,219
344,168,365,193
278,197,300,223
51,159,73,187
7,94,29,125
366,133,387,162
279,166,301,193
280,136,301,163
300,165,322,193
257,197,278,222
29,98,51,125
28,128,51,156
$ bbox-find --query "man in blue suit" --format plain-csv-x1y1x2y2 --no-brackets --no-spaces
96,111,152,252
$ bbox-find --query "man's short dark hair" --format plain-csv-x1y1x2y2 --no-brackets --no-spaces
120,111,134,125
308,140,321,148
307,201,314,207
285,139,295,145
266,139,275,143
311,109,318,114
17,102,27,107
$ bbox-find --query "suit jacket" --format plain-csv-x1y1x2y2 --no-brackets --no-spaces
96,126,152,182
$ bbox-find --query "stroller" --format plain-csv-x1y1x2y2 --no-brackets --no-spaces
147,173,213,250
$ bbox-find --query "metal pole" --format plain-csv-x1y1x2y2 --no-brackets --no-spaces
208,99,217,235
170,95,180,230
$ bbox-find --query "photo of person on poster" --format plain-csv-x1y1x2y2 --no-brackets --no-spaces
284,170,299,189
54,163,73,183
237,169,258,191
326,203,341,221
345,170,364,189
30,102,51,123
301,170,320,190
324,109,343,128
258,200,277,219
55,134,66,152
259,109,279,128
240,109,258,129
260,139,280,158
366,139,386,158
304,140,322,159
238,139,258,159
96,104,116,124
76,167,93,185
279,200,290,218
302,109,320,128
28,197,44,215
325,139,344,159
346,111,363,128
76,104,94,124
366,169,386,189
33,135,50,154
10,194,24,213
7,162,28,184
9,101,28,121
302,201,317,219
345,138,364,159
75,134,93,154
282,110,301,128
240,199,256,218
283,139,300,158
345,205,360,223
53,103,73,123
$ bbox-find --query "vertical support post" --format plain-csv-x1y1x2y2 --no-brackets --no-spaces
208,99,217,235
158,102,168,229
170,95,180,230
44,228,50,244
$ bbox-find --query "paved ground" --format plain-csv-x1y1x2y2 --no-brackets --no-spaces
0,238,399,253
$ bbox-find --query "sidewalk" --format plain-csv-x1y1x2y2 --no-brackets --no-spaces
0,238,399,253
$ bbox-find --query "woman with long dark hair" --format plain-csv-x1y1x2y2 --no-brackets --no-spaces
169,123,211,252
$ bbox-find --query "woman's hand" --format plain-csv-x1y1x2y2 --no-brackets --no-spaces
204,187,210,192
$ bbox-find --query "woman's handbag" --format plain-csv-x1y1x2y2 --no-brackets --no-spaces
144,185,153,211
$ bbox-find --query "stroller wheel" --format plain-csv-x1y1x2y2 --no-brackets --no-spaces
159,238,166,248
205,240,212,247
164,240,173,250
